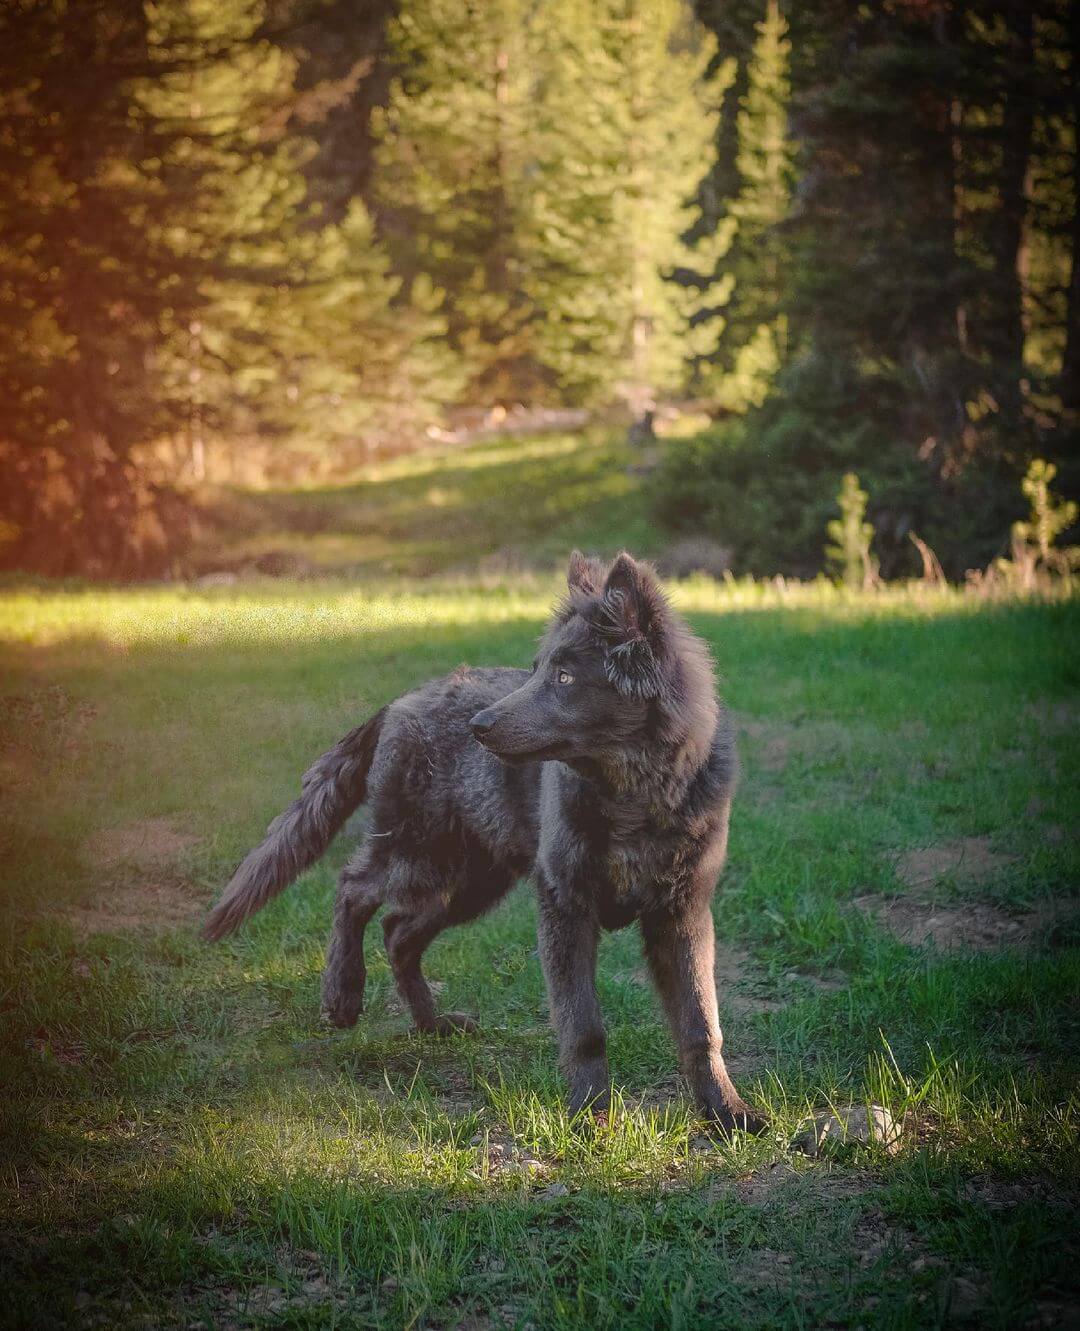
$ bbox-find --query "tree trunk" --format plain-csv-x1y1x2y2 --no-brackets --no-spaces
993,3,1035,432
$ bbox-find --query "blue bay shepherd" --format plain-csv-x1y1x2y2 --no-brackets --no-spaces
202,551,765,1133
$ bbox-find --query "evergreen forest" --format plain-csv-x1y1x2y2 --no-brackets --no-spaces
2,0,1077,577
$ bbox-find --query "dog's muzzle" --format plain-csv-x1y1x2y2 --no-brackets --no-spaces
469,709,496,742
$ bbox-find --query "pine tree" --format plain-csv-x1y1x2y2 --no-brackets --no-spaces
528,0,729,410
0,0,448,575
714,0,794,410
140,0,452,459
825,472,876,590
1065,0,1080,415
0,0,194,576
372,0,538,403
374,0,726,410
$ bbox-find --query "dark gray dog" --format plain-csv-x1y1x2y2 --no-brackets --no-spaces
202,551,764,1133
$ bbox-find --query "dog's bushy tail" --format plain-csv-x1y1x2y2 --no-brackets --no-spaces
201,708,387,941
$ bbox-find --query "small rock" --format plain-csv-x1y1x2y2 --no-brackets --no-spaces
538,1182,569,1199
511,1155,545,1176
795,1104,902,1156
949,1275,985,1318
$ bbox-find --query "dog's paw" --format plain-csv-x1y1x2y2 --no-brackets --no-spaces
432,1011,479,1037
566,1076,611,1121
319,982,364,1030
704,1098,769,1137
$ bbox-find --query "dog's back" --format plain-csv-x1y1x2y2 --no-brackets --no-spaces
367,666,542,873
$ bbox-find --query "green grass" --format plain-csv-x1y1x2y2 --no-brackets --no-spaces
2,566,1079,1326
192,429,663,577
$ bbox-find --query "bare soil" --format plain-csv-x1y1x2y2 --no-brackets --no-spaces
65,816,207,934
736,714,792,774
894,836,1015,890
854,893,1058,951
83,815,200,873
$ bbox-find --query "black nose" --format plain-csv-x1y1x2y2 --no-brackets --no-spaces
470,710,494,739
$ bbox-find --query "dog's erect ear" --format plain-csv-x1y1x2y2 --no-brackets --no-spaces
600,553,664,698
567,549,601,594
603,552,651,638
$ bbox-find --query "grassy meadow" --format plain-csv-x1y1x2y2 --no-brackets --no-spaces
189,429,663,577
2,433,1079,1329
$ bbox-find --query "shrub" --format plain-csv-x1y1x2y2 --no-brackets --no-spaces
825,473,878,590
648,411,1030,580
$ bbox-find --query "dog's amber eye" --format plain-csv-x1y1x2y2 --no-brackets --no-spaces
557,669,574,685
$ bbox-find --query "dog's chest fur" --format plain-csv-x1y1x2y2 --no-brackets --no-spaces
542,764,719,929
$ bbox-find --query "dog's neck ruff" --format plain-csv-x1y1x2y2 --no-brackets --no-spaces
591,707,721,815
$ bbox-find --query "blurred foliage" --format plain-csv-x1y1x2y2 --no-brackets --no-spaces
977,458,1080,592
373,0,727,409
1015,458,1079,563
0,0,1077,578
0,0,447,577
674,0,1078,578
650,409,1025,580
695,0,793,413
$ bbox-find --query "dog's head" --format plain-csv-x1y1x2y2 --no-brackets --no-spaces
469,550,714,767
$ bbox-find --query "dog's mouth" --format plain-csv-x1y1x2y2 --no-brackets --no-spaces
477,737,571,764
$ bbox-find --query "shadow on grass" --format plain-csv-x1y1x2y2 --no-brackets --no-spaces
6,1087,1078,1331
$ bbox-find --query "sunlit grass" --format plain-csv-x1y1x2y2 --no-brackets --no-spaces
0,572,1008,653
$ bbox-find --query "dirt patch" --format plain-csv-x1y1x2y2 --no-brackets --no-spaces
733,1160,873,1207
60,817,207,934
715,943,784,1014
784,967,847,993
895,836,1014,890
848,1206,929,1271
28,1028,86,1066
181,1239,358,1327
469,1129,550,1183
854,893,1054,951
733,1246,795,1290
83,815,199,873
62,877,209,935
727,1207,970,1310
735,1160,799,1204
959,1174,1079,1211
736,715,792,775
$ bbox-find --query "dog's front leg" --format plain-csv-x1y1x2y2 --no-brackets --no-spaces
642,904,766,1135
536,882,609,1116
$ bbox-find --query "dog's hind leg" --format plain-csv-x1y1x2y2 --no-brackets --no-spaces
380,859,515,1037
321,854,383,1028
382,903,479,1036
